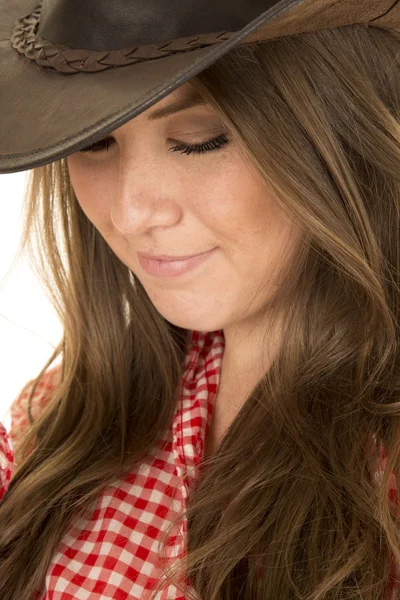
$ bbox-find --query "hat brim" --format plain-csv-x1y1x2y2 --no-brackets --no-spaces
0,0,284,174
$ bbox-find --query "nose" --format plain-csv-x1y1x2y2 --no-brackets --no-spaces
110,156,181,235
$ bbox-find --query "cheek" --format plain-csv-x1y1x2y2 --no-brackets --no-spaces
204,165,269,241
67,158,111,228
198,161,255,224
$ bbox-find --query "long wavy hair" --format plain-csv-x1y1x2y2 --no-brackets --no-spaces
0,23,400,600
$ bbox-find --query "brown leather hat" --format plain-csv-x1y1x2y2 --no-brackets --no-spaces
0,0,399,174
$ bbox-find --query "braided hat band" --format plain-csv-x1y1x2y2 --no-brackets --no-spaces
11,0,400,78
10,2,247,75
2,0,400,173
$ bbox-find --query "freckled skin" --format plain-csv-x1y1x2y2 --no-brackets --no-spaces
67,82,302,429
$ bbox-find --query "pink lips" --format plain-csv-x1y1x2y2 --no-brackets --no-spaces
137,247,218,278
138,251,201,261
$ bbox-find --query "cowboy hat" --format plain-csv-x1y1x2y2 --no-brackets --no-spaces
0,0,399,174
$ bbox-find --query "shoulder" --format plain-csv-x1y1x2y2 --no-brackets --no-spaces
8,364,63,452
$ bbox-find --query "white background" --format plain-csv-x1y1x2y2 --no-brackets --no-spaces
0,171,63,432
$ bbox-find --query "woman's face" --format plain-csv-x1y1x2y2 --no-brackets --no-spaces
66,82,300,337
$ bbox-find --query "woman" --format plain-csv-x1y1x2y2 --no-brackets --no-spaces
0,0,399,598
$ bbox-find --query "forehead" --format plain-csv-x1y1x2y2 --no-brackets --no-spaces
160,81,197,104
153,81,199,106
138,82,209,122
111,82,212,136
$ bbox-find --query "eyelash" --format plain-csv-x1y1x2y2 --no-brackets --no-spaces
79,133,229,156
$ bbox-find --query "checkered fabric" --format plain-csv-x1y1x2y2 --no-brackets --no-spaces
0,329,399,599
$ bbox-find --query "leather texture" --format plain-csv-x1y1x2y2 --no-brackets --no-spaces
0,0,399,173
11,6,236,73
38,0,274,51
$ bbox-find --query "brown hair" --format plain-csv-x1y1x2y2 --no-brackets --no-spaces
1,23,400,599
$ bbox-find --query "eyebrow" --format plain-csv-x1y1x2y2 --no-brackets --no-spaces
147,91,209,121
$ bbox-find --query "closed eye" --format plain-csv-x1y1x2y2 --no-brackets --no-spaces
79,133,230,155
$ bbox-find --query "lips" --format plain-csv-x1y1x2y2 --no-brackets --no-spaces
137,247,218,278
138,249,211,262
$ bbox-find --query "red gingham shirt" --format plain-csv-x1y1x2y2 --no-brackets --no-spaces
0,329,399,599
